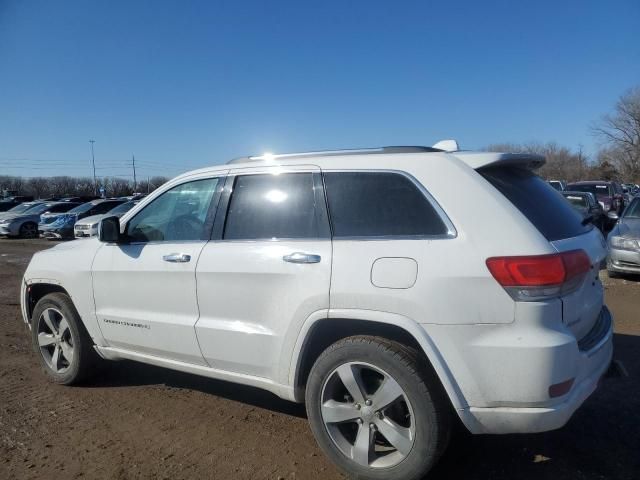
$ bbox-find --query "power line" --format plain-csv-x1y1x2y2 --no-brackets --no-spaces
89,140,97,195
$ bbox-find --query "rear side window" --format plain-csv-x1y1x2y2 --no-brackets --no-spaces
481,167,590,241
323,172,449,238
223,173,327,240
563,195,588,209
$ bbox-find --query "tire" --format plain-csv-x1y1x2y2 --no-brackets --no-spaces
31,292,98,385
305,336,451,480
19,221,38,239
607,269,621,279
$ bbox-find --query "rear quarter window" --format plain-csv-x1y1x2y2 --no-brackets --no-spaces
480,167,591,241
323,171,449,238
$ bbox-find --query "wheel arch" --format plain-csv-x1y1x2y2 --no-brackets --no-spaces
290,309,468,413
26,282,70,322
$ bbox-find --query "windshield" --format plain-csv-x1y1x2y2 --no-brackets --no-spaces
568,184,612,197
7,203,37,214
67,202,96,215
623,198,640,218
20,203,53,215
107,201,135,215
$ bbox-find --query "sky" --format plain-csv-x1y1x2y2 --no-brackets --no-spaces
0,0,639,179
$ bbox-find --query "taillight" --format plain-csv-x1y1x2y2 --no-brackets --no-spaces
486,250,591,301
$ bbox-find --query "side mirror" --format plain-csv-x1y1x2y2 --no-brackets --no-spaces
606,210,619,221
98,216,121,243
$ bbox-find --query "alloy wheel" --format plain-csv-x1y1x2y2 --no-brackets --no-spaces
320,361,415,469
37,308,74,373
20,222,37,238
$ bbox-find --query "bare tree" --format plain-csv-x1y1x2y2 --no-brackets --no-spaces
0,175,165,198
592,86,640,182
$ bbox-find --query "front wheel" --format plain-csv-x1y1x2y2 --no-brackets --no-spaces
19,221,38,238
31,292,98,385
305,336,450,480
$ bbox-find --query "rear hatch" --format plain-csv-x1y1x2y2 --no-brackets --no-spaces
479,165,607,340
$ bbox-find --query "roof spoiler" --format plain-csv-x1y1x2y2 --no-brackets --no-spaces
451,151,546,170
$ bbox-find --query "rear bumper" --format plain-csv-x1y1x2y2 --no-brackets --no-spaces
463,309,612,433
426,304,614,434
608,248,640,274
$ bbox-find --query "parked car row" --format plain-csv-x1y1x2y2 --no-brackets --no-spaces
550,180,640,277
551,179,639,231
0,196,143,239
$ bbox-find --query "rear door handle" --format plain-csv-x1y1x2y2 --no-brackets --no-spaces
162,253,191,263
283,252,321,264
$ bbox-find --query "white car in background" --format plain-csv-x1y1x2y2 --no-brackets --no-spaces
20,143,613,480
74,201,138,238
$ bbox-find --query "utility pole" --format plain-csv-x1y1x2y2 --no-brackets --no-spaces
147,176,150,193
132,154,137,193
89,139,97,195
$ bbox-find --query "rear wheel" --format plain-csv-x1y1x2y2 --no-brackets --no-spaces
19,221,38,238
31,293,98,384
305,336,450,480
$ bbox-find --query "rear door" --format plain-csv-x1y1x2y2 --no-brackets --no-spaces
480,167,606,339
194,166,331,379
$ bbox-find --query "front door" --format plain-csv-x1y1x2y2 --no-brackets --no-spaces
195,166,332,380
92,175,224,365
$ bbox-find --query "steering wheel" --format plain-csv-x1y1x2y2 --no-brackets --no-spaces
166,214,202,240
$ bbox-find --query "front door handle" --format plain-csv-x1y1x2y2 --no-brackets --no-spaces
283,252,321,264
163,253,191,263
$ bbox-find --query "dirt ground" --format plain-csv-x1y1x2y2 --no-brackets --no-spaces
1,240,639,480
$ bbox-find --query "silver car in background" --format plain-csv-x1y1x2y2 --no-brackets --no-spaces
607,196,640,277
0,202,78,238
73,200,138,238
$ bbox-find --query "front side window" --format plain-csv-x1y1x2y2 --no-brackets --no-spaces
127,178,219,242
323,171,449,238
223,173,325,240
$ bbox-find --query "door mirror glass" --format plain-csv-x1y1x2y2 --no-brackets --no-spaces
99,216,121,243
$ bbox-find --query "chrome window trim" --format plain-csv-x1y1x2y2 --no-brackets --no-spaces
321,168,457,240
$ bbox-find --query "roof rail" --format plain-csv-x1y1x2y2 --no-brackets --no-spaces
226,145,443,164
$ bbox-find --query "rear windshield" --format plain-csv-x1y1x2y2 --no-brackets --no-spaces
567,184,612,197
480,167,591,241
563,194,589,210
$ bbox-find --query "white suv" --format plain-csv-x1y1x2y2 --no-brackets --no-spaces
21,144,613,480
